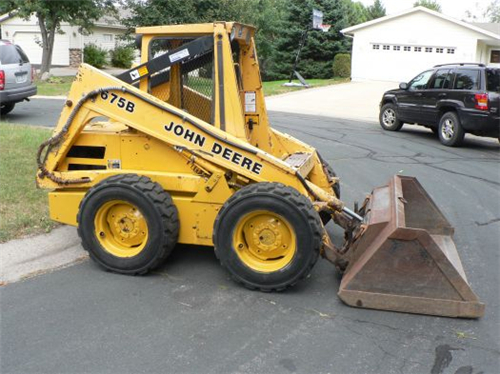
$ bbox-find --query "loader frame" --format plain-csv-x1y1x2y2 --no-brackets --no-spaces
36,22,484,318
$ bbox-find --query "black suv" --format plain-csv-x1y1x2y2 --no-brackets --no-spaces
379,63,500,146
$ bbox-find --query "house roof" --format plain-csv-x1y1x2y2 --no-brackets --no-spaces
94,8,131,29
341,6,500,40
0,12,14,23
470,22,500,35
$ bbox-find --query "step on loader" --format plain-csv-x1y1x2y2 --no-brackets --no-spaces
36,22,484,318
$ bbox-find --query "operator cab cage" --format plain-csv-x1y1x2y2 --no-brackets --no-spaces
119,22,260,146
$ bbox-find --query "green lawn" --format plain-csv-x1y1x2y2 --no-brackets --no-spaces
262,78,349,96
0,123,58,242
35,76,74,96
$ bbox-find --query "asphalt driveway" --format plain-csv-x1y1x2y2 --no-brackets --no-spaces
0,98,64,127
1,112,499,374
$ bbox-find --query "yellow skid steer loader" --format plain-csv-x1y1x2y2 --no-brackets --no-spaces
36,22,484,318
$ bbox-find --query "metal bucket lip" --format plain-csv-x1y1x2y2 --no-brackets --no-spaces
337,289,485,318
366,175,454,233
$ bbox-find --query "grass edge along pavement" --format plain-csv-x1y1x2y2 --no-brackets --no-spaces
35,75,349,97
0,123,58,242
35,76,75,96
262,78,349,96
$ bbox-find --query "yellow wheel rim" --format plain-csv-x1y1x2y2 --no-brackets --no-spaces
94,200,149,258
232,210,297,273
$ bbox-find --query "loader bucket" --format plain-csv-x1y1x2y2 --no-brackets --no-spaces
338,176,485,318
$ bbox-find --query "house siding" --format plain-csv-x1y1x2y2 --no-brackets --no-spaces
83,27,127,51
1,15,75,65
0,14,127,67
348,11,498,82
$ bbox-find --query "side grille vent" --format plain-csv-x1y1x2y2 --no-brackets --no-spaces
68,164,106,171
67,146,106,159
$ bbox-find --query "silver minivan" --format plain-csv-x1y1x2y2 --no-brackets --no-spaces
0,40,37,115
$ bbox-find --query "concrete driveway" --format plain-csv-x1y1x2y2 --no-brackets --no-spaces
266,80,397,123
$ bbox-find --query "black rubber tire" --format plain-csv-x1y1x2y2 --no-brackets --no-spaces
213,182,322,292
77,174,179,275
0,103,15,116
438,111,464,147
379,103,403,131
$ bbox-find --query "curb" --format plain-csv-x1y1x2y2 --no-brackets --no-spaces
0,225,87,284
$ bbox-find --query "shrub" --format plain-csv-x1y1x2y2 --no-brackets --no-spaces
46,76,63,84
110,45,135,69
332,53,351,78
84,43,108,68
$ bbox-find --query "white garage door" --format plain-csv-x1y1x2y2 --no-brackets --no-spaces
352,43,461,82
13,32,69,66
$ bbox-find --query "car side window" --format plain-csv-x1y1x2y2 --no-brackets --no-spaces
453,69,480,90
0,44,24,64
15,46,30,63
408,70,434,90
443,70,454,89
486,68,500,92
429,69,450,89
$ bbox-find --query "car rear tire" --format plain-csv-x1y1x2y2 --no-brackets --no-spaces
0,103,15,116
379,103,403,131
438,112,464,147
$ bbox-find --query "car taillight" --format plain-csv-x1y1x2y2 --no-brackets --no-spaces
474,93,488,111
31,66,36,82
0,70,4,90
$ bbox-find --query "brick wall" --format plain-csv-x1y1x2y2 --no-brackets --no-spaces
69,48,82,68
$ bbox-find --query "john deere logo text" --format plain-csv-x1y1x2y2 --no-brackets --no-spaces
164,122,206,147
164,122,263,175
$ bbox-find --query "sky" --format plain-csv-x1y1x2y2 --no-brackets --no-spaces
357,0,491,22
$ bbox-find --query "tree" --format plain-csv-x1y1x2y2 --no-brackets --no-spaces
366,0,386,20
123,0,361,80
0,1,15,14
485,0,500,22
346,1,370,25
122,0,199,27
1,0,115,75
464,1,487,21
413,0,442,12
270,0,353,80
123,0,287,79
